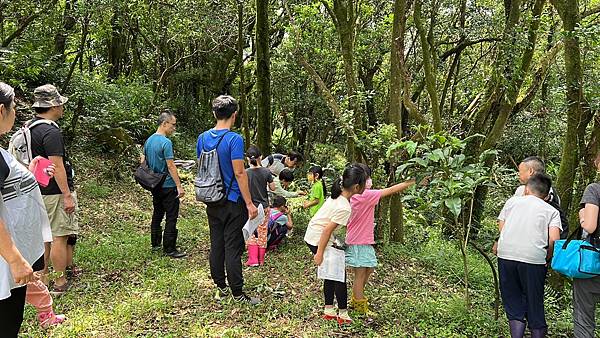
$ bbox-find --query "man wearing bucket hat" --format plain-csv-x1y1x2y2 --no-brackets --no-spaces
29,84,78,295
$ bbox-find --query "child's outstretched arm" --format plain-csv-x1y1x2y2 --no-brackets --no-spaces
380,179,416,198
314,221,338,266
303,199,319,209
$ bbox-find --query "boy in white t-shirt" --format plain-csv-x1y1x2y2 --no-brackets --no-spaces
497,173,562,338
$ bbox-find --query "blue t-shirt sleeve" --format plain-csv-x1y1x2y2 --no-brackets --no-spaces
163,139,174,160
230,134,245,161
196,134,203,158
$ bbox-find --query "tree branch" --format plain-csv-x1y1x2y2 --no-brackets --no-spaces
2,0,58,47
320,0,339,29
582,4,600,18
440,37,501,61
512,40,563,115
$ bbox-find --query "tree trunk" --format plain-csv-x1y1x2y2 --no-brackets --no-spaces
108,8,126,79
238,1,251,145
63,15,90,92
323,0,360,161
552,0,586,215
414,0,442,133
256,0,271,153
359,62,380,128
387,0,409,243
54,0,76,61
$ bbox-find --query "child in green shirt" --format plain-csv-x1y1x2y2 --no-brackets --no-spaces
303,166,326,216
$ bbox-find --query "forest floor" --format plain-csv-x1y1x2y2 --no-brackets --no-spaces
19,158,576,337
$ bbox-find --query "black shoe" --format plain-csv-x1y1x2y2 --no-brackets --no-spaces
165,249,187,258
215,286,230,300
233,292,260,305
152,246,162,252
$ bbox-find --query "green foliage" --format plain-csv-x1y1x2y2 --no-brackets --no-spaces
68,74,154,142
391,132,498,222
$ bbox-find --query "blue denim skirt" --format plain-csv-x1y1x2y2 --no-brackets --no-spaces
345,244,378,268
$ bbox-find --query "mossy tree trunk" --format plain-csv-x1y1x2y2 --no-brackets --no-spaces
108,7,126,80
238,1,251,146
414,0,442,133
54,0,76,63
256,0,271,153
322,0,360,161
387,0,410,243
551,0,586,215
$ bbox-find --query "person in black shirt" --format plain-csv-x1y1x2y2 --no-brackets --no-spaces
29,84,78,295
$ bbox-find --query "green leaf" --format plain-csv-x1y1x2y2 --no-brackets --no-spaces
396,163,413,176
444,197,462,219
405,141,418,157
413,157,429,167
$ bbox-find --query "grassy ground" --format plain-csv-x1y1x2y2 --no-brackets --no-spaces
19,168,576,337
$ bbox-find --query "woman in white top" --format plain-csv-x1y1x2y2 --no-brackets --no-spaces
0,82,46,336
304,164,366,325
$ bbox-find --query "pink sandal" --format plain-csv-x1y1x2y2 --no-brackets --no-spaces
38,310,66,329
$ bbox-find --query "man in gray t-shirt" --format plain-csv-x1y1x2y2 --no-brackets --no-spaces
572,182,600,338
497,173,561,337
261,151,303,176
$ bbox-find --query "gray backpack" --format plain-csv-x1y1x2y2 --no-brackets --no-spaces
195,131,233,205
8,119,59,166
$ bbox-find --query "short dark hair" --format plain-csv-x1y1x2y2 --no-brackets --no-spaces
34,106,51,114
288,151,303,163
279,169,294,182
0,82,15,108
158,109,175,126
526,173,552,197
246,145,261,166
212,95,238,120
522,156,545,174
272,195,287,208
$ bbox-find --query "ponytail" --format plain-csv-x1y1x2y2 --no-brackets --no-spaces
330,164,367,199
246,145,262,166
331,177,343,199
309,165,327,197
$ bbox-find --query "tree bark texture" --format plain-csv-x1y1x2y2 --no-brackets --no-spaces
414,0,442,133
238,1,251,146
387,0,410,243
256,0,272,153
108,7,126,79
323,0,360,161
551,0,586,215
54,0,76,61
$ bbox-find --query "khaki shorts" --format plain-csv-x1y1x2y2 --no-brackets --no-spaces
43,192,79,237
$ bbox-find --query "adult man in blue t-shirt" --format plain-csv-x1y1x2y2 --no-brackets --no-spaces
197,95,259,305
143,110,186,258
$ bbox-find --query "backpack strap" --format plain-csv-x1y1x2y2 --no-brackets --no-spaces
17,119,59,164
270,212,284,222
200,130,232,153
